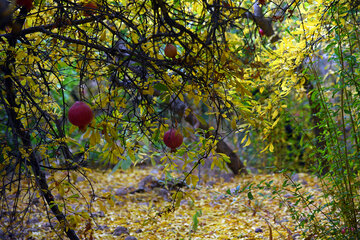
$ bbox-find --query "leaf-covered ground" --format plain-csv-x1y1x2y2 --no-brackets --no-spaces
17,167,323,239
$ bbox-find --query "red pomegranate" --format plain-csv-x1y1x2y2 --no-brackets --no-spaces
259,28,265,37
16,0,33,11
68,101,94,131
83,2,98,16
163,128,183,152
164,44,177,59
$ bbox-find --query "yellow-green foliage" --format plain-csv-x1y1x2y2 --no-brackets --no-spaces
0,0,356,181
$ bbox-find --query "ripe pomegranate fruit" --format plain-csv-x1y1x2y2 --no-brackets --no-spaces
222,1,230,8
68,101,94,131
163,128,183,152
16,0,33,11
164,44,177,59
259,28,265,37
83,2,98,16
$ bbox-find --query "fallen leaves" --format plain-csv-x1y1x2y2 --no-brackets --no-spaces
17,168,323,239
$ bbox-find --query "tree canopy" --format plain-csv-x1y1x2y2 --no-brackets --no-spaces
1,0,360,239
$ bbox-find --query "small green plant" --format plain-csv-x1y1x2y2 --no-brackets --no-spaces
188,209,202,240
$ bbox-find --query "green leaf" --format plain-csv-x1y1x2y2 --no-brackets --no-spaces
282,179,289,187
247,191,254,200
194,113,208,127
69,194,80,199
192,210,202,231
153,128,160,142
121,156,132,170
226,189,231,195
128,150,136,161
111,160,122,174
154,83,169,92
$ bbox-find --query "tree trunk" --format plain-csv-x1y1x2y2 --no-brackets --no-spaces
1,6,80,239
184,109,247,175
2,76,80,240
304,79,328,174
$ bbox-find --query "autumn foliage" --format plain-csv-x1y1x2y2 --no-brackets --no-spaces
1,0,359,239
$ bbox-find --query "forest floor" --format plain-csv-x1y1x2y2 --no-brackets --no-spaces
16,166,325,240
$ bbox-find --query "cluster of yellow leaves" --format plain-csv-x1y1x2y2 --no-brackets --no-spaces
241,0,346,150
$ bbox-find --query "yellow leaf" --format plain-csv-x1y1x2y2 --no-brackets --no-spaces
83,127,92,138
107,197,115,207
217,235,231,239
260,144,269,153
71,172,77,183
90,130,100,146
69,124,77,134
58,184,64,196
100,31,107,41
231,117,237,130
98,201,107,214
272,109,279,119
259,87,265,94
143,86,154,95
272,117,280,128
178,93,184,102
174,192,183,208
244,136,251,147
210,158,217,170
20,79,27,86
128,149,135,161
191,174,199,187
269,143,274,152
195,113,208,127
240,135,247,144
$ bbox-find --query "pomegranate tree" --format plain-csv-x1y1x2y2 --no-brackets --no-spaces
68,101,94,131
163,128,183,152
164,44,177,59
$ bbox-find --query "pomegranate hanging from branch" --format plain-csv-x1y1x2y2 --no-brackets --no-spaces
164,44,177,59
68,101,94,132
163,128,183,152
